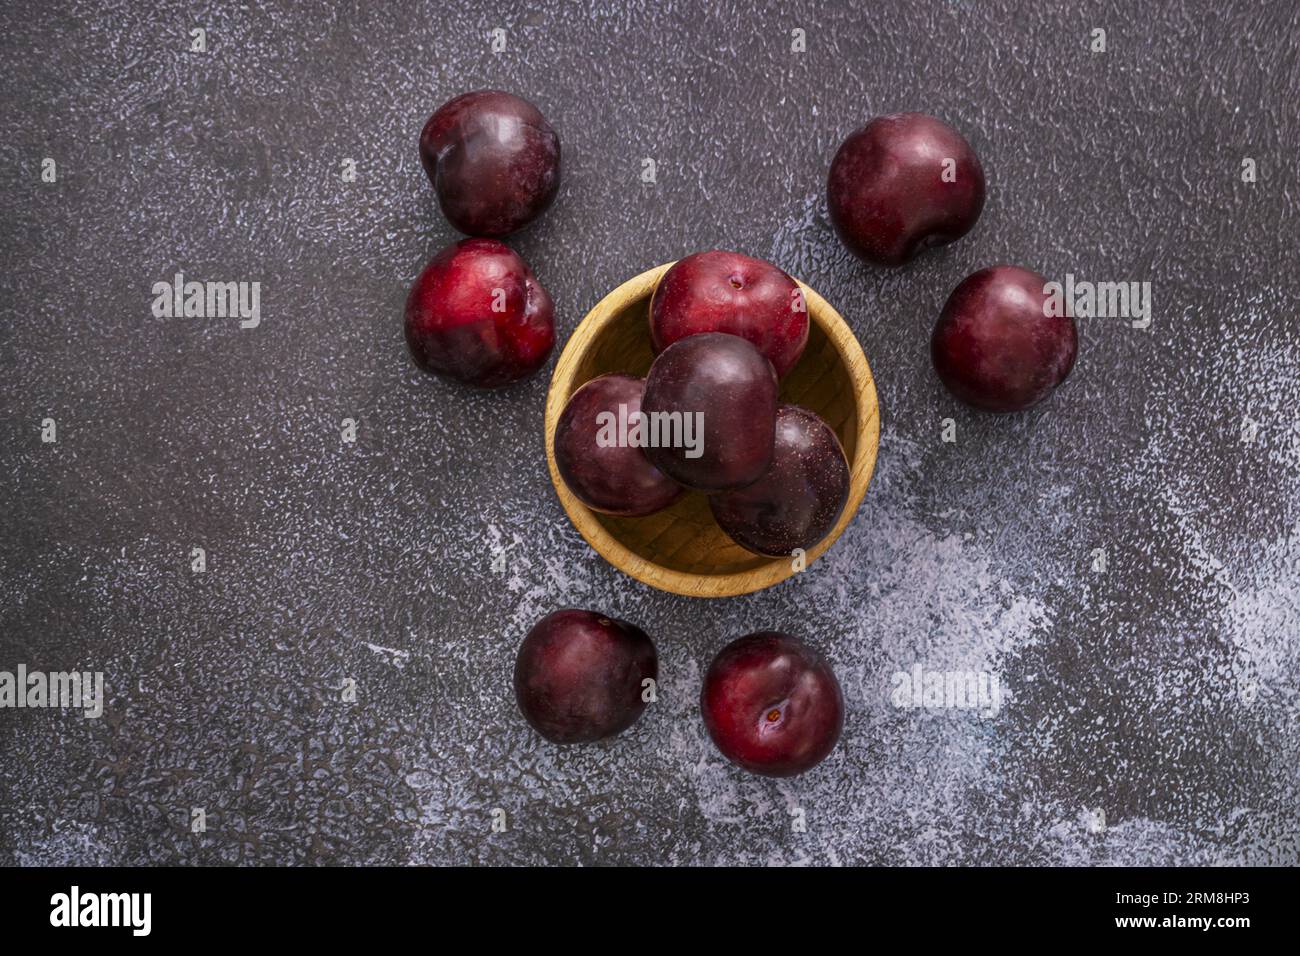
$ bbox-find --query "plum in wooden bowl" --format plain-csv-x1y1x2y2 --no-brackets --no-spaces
543,262,880,598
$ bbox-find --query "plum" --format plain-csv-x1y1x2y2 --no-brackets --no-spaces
931,265,1078,412
554,373,684,517
514,609,657,744
404,238,554,387
649,250,808,377
828,112,985,266
710,404,849,556
640,333,778,491
700,632,843,777
419,90,560,237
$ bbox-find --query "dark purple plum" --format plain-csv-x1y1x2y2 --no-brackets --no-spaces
710,405,849,556
828,112,985,266
931,265,1078,412
700,632,843,777
554,373,684,517
640,333,778,492
649,250,808,378
514,609,657,744
404,238,554,388
419,90,561,237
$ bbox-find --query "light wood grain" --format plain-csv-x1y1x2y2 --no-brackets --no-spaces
545,262,880,598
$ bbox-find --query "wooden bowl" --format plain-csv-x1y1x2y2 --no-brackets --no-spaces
544,262,880,598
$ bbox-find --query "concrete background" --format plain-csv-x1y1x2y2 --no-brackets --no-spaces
1,0,1297,865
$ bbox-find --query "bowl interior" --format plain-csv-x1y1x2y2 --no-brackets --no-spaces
561,286,861,577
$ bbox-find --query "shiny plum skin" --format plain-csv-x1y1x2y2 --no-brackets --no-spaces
700,632,844,777
827,112,985,267
404,238,555,388
710,405,849,556
419,90,561,237
640,333,778,492
649,251,809,377
555,373,684,517
513,609,657,744
931,265,1078,412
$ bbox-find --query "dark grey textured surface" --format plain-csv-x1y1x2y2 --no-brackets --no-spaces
1,0,1298,865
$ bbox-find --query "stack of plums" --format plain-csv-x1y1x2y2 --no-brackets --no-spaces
555,249,851,558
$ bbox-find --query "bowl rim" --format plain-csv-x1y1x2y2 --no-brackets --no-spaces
544,261,880,598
